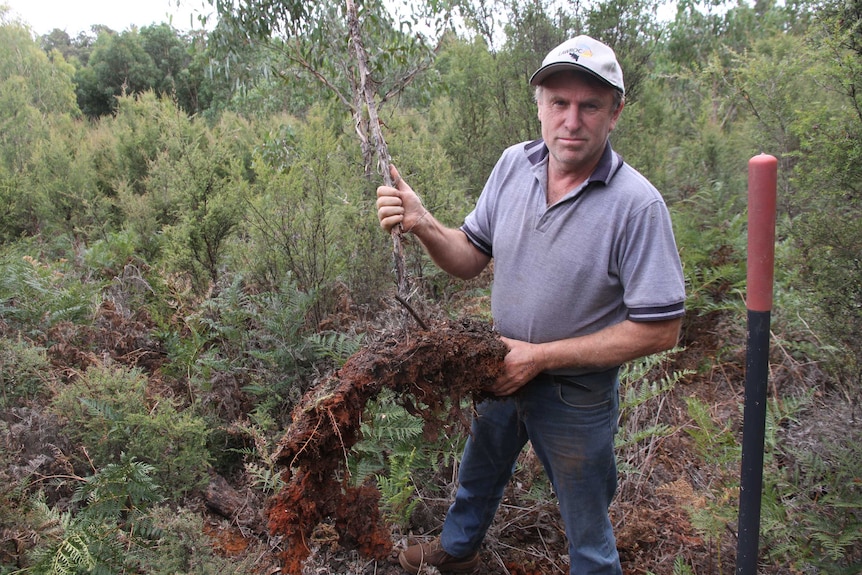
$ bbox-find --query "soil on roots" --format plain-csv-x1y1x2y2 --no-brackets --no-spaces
266,317,508,573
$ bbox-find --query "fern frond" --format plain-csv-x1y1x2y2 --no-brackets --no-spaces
79,397,122,423
672,556,696,575
245,461,285,494
810,528,862,561
73,453,163,520
50,532,96,575
616,423,674,449
307,331,362,366
377,448,419,526
365,406,424,444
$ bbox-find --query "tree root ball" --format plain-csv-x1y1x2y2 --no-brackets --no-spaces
266,317,507,571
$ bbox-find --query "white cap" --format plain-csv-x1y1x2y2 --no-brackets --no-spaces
529,36,625,95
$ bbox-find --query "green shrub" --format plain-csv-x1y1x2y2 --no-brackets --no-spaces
50,364,211,497
244,108,363,317
150,117,249,291
0,337,48,407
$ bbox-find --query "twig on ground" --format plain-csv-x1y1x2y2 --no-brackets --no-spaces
394,294,428,330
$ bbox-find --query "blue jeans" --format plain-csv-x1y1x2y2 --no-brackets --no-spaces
440,370,623,575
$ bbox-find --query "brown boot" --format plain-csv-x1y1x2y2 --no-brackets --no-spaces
398,538,479,574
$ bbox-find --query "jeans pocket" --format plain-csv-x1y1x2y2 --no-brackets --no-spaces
557,381,612,408
554,369,619,408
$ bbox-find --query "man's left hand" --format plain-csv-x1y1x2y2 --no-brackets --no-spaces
489,337,545,396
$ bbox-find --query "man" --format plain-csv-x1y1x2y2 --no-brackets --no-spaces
376,35,686,575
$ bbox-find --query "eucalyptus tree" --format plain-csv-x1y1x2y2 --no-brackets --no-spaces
204,0,440,179
0,20,79,119
40,29,92,66
74,25,212,117
74,28,159,117
139,24,214,115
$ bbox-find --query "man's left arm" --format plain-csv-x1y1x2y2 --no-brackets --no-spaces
491,318,682,396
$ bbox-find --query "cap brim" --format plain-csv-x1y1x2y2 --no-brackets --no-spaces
529,62,622,93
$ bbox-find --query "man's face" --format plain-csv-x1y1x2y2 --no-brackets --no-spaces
537,72,624,176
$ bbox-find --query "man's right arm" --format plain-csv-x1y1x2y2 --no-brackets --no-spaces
407,212,490,280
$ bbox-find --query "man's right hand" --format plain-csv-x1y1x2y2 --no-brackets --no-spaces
376,165,426,233
376,165,490,280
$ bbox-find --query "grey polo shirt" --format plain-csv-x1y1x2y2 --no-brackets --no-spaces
461,139,685,371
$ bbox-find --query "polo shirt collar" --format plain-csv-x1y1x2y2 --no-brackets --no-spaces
525,139,624,185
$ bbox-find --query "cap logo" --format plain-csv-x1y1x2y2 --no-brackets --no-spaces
562,47,593,62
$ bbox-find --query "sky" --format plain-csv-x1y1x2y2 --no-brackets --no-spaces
2,0,215,36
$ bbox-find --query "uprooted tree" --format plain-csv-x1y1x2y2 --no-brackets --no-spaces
201,1,509,570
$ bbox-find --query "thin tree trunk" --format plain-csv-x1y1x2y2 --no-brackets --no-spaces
345,0,407,299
